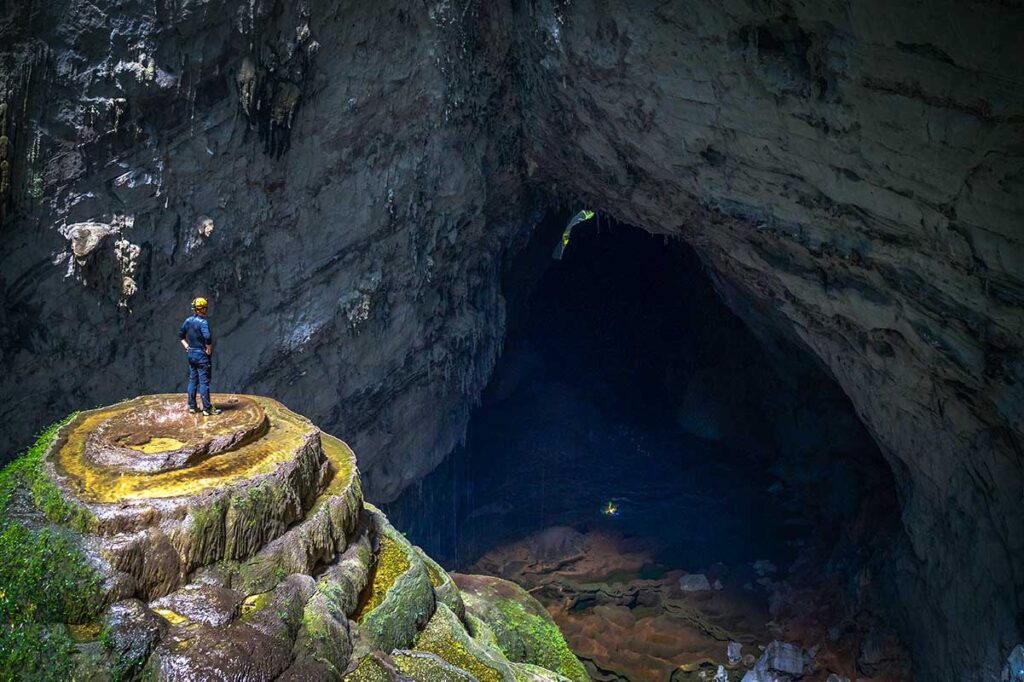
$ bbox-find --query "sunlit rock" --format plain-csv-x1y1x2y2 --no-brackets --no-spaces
63,221,117,260
0,396,582,680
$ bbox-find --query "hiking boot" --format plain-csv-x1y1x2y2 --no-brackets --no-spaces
203,407,222,416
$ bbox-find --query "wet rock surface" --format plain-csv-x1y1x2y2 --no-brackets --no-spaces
85,394,267,472
1,1,1021,678
0,394,582,680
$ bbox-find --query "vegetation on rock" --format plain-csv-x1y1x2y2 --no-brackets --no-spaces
0,399,585,681
0,417,103,681
355,534,412,621
414,604,514,682
455,574,588,682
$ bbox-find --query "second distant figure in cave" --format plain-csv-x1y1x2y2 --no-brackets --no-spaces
179,297,221,416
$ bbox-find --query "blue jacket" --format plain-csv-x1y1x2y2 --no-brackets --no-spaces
179,315,212,351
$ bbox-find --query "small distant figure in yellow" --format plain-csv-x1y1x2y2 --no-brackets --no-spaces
179,297,221,416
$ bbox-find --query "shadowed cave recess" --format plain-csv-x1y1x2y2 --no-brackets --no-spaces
387,213,908,681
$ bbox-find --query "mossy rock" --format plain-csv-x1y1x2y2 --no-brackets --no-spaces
350,505,435,656
342,652,404,681
317,525,373,618
414,545,465,620
230,437,363,596
0,417,105,681
413,603,518,682
466,611,501,648
45,396,330,600
392,650,478,681
287,590,353,680
1,402,584,682
144,573,315,680
512,662,576,682
453,574,588,682
287,526,374,681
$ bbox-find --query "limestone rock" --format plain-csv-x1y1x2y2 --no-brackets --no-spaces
150,583,244,627
62,221,117,260
1004,644,1024,682
453,573,589,682
760,641,804,676
350,506,435,657
0,396,581,681
679,574,713,592
413,603,519,682
102,599,168,680
741,641,805,681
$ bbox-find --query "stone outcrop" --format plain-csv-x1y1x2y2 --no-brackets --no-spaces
0,1,1021,678
0,395,583,680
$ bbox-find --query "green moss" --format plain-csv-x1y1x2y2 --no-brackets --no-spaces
186,498,227,568
414,605,514,682
0,415,92,531
354,535,411,622
493,599,587,682
190,499,226,541
422,557,444,588
392,651,477,681
457,576,587,682
343,654,395,682
465,612,498,646
414,546,465,619
301,606,328,641
225,481,287,559
0,417,104,681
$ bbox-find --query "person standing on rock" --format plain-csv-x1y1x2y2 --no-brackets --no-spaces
179,297,221,416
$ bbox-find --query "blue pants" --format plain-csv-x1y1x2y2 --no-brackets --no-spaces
186,350,212,410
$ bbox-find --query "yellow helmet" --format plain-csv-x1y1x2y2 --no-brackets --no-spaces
192,297,208,310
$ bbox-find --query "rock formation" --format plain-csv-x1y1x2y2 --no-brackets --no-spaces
0,395,585,681
0,1,1020,678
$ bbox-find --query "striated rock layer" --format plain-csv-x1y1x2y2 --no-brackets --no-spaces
1,1,1021,678
2,395,585,681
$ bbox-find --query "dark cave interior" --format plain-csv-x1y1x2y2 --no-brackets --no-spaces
387,212,907,679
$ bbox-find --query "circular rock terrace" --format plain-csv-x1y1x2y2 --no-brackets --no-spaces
47,394,361,601
38,394,586,681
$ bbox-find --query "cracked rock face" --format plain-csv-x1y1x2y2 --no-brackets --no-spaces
0,1,1021,679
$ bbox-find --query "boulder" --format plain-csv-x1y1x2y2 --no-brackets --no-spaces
679,574,713,592
452,573,589,682
1003,644,1024,682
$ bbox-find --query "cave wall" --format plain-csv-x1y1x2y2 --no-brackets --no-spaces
503,1,1023,679
1,0,1022,679
0,0,528,500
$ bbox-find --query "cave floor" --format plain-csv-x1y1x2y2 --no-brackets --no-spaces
470,526,775,681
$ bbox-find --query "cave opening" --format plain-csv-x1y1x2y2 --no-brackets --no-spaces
388,211,906,679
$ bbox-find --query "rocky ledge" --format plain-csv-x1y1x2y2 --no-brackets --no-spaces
0,395,587,682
